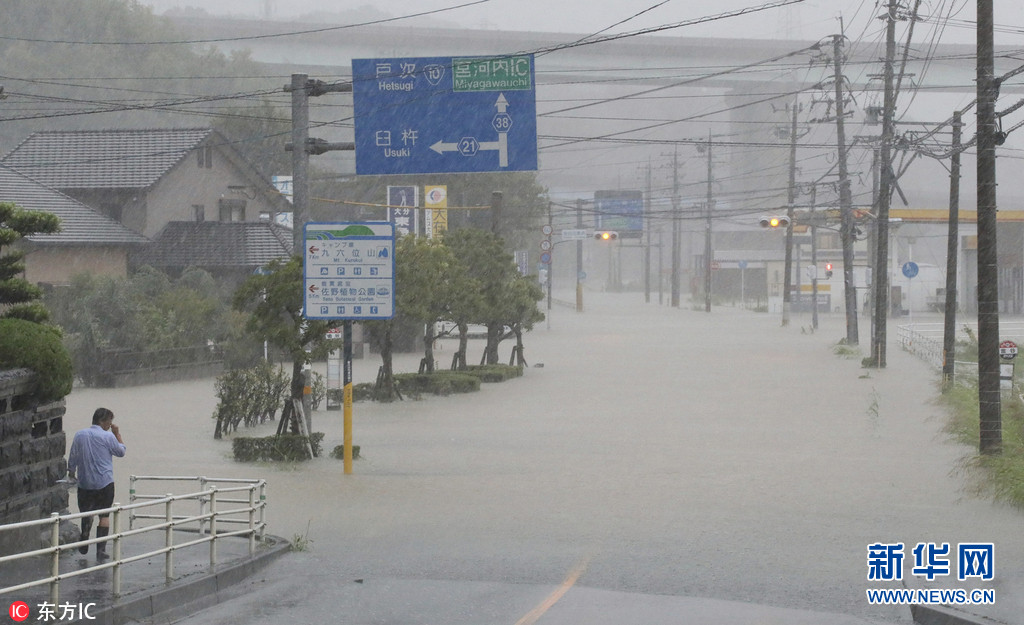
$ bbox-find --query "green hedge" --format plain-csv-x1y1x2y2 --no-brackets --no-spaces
462,364,523,382
232,432,324,462
0,318,73,403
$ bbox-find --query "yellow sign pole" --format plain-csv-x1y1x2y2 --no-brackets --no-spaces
343,320,354,474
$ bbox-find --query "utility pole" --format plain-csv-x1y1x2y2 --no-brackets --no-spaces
976,0,1002,454
285,73,354,469
671,149,681,308
870,1,899,365
576,198,584,312
809,184,820,330
645,159,652,304
704,131,714,313
941,110,962,391
832,34,858,345
782,96,799,326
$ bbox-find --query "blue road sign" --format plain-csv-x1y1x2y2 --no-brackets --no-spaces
352,56,538,175
303,222,396,321
594,190,644,236
902,261,919,279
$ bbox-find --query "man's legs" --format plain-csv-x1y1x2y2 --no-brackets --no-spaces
94,484,116,562
76,489,97,555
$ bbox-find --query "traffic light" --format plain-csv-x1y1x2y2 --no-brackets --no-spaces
759,215,790,228
825,262,833,279
594,231,619,241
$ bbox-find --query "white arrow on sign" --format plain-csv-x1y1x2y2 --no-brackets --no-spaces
429,94,511,167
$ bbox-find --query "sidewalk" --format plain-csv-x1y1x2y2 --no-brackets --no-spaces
0,529,290,625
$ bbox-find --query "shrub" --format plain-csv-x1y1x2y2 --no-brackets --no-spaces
232,432,324,462
329,445,361,460
0,318,73,403
213,362,289,438
463,364,523,382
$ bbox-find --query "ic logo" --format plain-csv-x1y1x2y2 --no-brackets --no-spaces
9,601,30,622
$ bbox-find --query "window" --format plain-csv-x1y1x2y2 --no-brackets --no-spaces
197,145,213,168
218,199,246,222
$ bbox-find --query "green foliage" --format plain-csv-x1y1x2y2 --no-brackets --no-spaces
463,364,524,382
232,257,339,404
394,371,481,398
213,362,290,439
231,432,324,462
329,445,361,460
0,202,60,321
0,318,73,402
45,267,239,385
939,377,1024,510
0,1,267,150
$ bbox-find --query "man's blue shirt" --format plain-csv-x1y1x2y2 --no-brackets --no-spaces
68,425,126,490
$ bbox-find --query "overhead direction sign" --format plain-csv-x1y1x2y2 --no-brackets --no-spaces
303,222,395,321
352,55,538,175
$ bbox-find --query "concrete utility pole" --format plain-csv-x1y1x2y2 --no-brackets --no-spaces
832,34,858,345
285,73,354,465
941,110,962,391
671,149,681,308
870,1,899,365
976,0,1002,454
645,159,652,304
576,199,584,312
704,132,714,313
782,96,799,326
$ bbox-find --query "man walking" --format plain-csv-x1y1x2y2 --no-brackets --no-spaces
67,407,126,562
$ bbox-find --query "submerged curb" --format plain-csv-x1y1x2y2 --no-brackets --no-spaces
73,535,291,625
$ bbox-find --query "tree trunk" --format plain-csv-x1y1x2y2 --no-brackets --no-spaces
378,322,398,400
484,323,502,365
456,322,469,370
423,322,435,373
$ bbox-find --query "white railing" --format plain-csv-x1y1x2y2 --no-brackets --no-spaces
897,321,1024,379
0,475,267,606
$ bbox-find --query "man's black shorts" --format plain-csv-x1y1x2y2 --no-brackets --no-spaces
77,483,115,517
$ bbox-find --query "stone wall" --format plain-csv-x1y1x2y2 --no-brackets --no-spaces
0,369,68,554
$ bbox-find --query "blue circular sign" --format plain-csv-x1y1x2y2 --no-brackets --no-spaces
902,261,919,279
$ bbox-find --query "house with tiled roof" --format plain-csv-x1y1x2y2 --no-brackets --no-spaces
132,221,293,284
2,128,292,240
0,164,149,285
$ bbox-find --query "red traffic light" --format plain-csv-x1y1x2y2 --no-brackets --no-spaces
825,262,833,279
594,231,619,241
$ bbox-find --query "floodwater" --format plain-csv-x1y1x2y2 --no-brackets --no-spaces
65,291,1024,624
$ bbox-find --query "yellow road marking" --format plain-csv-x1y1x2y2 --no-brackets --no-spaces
514,557,590,625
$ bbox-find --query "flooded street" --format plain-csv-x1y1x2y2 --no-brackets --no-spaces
67,292,1024,624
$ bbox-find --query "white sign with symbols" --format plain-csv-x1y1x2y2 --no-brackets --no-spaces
561,229,589,240
303,222,395,321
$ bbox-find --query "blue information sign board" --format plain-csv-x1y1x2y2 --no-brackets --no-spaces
303,222,395,321
352,56,538,175
595,190,644,236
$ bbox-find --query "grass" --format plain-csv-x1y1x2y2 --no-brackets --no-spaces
939,378,1024,510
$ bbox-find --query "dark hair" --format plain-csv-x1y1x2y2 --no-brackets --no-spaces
92,407,114,425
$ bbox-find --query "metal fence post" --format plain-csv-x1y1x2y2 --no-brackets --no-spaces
248,485,257,556
209,486,218,567
112,505,122,596
49,512,60,605
258,480,267,541
165,494,174,582
129,476,137,529
199,477,208,535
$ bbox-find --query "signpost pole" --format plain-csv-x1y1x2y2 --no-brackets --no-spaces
343,320,354,475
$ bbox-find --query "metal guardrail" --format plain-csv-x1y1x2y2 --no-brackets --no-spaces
0,475,267,606
896,321,1024,378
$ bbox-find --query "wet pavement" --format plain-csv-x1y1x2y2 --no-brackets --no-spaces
5,291,1023,624
0,529,288,624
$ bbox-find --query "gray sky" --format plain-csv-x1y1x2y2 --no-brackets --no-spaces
137,0,1022,46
